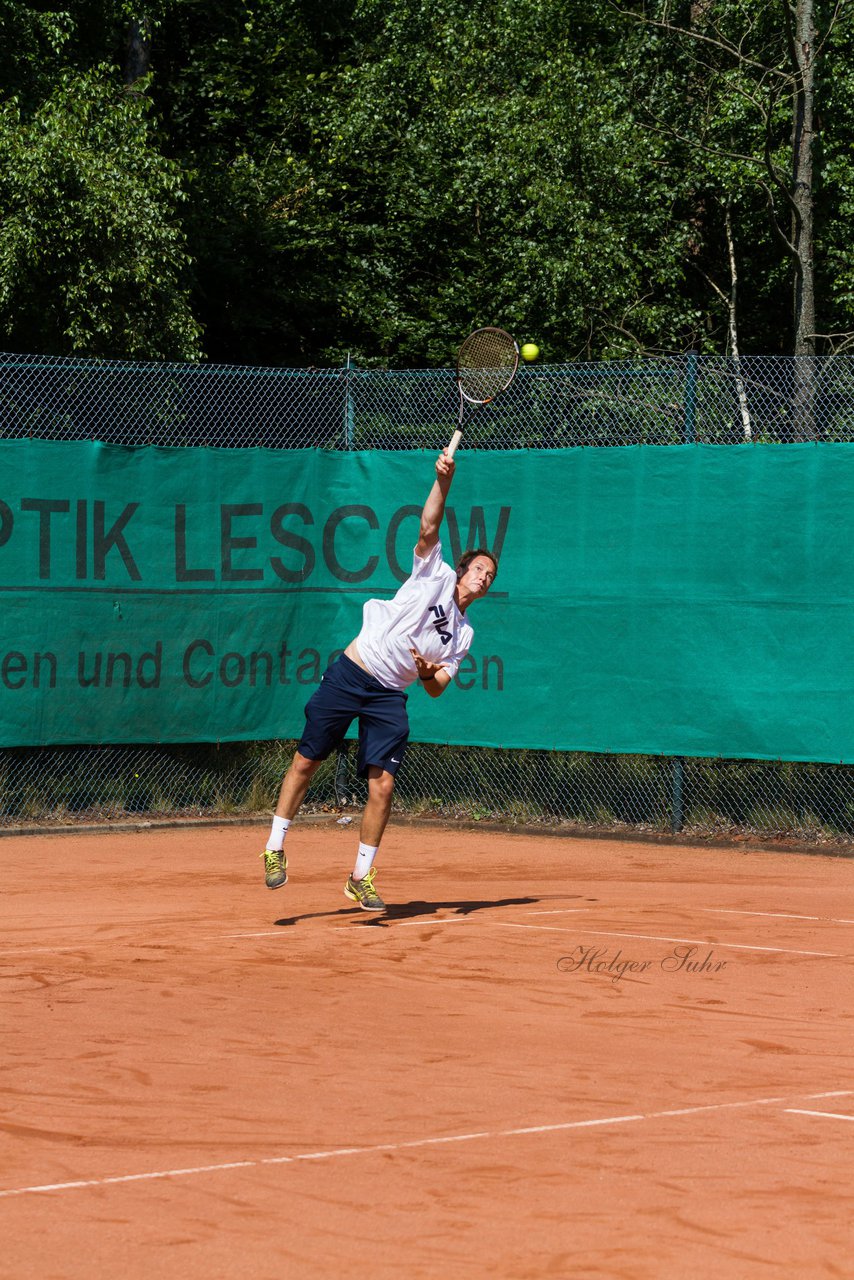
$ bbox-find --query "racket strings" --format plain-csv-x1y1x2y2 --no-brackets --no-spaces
457,328,518,403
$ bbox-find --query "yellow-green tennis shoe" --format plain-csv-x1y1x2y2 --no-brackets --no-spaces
261,848,287,890
344,867,385,911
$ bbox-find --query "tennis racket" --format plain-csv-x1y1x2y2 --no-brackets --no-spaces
448,326,520,458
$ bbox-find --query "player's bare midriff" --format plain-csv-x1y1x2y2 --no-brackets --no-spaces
343,639,370,672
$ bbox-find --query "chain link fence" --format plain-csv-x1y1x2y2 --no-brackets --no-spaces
3,742,854,849
3,350,854,448
3,349,854,846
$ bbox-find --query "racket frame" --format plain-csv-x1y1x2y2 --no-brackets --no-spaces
449,326,519,458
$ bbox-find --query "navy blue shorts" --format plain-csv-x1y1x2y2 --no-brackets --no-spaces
297,654,409,778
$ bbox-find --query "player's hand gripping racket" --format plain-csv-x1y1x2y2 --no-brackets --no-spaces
448,326,520,458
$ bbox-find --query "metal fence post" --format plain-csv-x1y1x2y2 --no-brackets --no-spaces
684,351,698,443
344,354,355,449
671,756,685,833
675,352,696,831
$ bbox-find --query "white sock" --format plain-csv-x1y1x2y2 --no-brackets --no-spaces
352,842,378,881
266,815,291,852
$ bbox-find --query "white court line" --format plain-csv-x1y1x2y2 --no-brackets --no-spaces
524,908,598,916
704,909,819,921
489,921,839,958
0,945,96,958
328,920,473,931
224,931,292,939
785,1109,854,1123
3,1091,850,1201
0,920,467,956
5,901,850,958
327,918,475,933
228,918,474,938
523,905,854,926
1,933,275,956
703,908,854,925
526,906,854,926
364,918,470,929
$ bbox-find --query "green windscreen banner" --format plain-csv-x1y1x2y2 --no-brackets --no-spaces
2,439,853,763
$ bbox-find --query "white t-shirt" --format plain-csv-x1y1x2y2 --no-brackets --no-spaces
355,541,473,691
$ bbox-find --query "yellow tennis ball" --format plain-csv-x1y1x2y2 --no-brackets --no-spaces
521,342,540,362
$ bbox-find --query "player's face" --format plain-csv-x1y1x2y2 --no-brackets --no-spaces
459,555,496,599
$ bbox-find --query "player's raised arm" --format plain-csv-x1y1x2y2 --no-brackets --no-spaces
415,450,455,558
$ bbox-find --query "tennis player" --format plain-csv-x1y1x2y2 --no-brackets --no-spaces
260,449,497,910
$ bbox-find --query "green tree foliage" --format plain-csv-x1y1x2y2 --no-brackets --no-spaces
256,0,705,365
618,0,854,356
0,67,201,358
147,0,351,365
0,0,850,363
814,7,854,354
0,1,73,107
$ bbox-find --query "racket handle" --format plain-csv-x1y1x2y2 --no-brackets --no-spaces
447,429,463,459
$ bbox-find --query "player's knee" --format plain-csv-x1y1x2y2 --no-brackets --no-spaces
290,751,321,781
368,768,396,803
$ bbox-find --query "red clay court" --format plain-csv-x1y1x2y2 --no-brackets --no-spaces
2,821,853,1278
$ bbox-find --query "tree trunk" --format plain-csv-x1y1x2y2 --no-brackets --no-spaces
788,0,817,437
125,17,151,87
724,204,752,441
790,0,816,358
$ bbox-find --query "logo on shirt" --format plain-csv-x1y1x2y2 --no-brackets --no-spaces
428,605,452,644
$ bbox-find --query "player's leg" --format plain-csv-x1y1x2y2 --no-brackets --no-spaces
261,658,359,889
360,765,396,846
343,686,408,911
260,752,323,888
275,751,324,819
344,766,395,911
